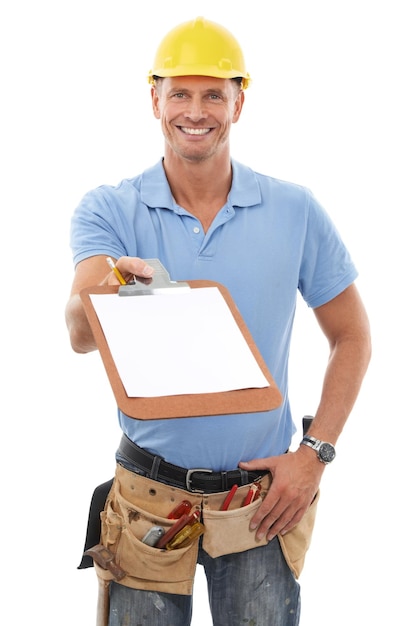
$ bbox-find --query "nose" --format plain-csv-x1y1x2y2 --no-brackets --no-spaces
184,96,208,122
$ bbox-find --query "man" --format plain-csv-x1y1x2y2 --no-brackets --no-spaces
66,16,371,626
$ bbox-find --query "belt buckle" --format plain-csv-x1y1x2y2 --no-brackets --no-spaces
186,468,213,493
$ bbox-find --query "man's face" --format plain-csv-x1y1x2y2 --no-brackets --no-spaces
151,75,244,162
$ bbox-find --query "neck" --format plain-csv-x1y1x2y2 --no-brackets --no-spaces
163,150,233,231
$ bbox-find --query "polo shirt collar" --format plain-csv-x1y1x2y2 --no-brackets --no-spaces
141,158,261,209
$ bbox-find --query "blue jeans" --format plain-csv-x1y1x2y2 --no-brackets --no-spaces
108,538,300,625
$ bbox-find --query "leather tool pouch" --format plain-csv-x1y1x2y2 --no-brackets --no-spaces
97,464,202,595
201,474,272,557
93,464,319,594
278,491,319,578
202,473,319,579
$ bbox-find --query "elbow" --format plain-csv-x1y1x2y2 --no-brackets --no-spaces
366,329,372,364
70,338,92,354
347,325,372,377
364,330,373,373
68,319,99,353
330,322,372,377
70,336,98,355
360,312,373,371
67,324,96,354
65,297,97,354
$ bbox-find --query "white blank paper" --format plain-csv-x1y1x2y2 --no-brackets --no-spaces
90,287,269,397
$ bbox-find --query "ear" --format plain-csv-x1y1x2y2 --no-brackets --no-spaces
232,90,245,123
151,86,161,119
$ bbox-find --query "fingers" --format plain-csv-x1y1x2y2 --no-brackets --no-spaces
107,256,154,284
247,472,314,540
242,450,320,540
239,457,272,474
252,498,305,540
249,489,291,540
116,256,155,278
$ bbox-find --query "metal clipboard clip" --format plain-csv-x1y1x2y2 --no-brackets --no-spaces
118,259,190,296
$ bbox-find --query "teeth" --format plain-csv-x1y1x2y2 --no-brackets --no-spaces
181,127,210,135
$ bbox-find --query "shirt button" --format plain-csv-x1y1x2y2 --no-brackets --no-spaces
193,226,200,234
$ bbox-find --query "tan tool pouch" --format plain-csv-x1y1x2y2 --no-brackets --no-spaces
202,474,319,579
97,464,202,595
201,474,272,557
96,465,319,594
278,490,320,578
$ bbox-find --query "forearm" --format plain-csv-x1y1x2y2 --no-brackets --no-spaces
309,330,371,444
242,330,371,540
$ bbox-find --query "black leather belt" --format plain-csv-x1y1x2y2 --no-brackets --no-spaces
117,434,267,493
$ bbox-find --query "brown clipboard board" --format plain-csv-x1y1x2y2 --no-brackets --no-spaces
80,279,282,420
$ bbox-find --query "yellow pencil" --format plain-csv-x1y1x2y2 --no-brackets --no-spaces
106,257,127,285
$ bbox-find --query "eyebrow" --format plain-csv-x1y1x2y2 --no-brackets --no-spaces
166,87,226,97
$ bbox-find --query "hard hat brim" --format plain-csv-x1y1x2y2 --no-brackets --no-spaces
148,68,250,89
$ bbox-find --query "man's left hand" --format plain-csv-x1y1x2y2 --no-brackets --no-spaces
239,447,324,540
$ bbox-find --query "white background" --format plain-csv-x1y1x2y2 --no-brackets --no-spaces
1,1,416,624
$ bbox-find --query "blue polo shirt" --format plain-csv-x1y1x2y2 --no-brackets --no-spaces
70,158,357,471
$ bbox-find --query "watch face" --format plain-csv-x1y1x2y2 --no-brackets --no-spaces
319,443,336,463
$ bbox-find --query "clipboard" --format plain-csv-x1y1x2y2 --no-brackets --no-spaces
80,259,282,420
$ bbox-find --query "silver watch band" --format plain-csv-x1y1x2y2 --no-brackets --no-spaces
301,435,336,463
301,435,322,450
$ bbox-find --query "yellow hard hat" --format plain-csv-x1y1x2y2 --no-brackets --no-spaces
148,17,250,89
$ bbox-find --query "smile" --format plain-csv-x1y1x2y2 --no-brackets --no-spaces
180,127,211,135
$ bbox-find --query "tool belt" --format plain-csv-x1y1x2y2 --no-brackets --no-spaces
85,457,319,595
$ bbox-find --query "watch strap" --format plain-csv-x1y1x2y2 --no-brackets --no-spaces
301,435,336,464
301,435,322,450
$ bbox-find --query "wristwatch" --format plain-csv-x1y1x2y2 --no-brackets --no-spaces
301,435,336,464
